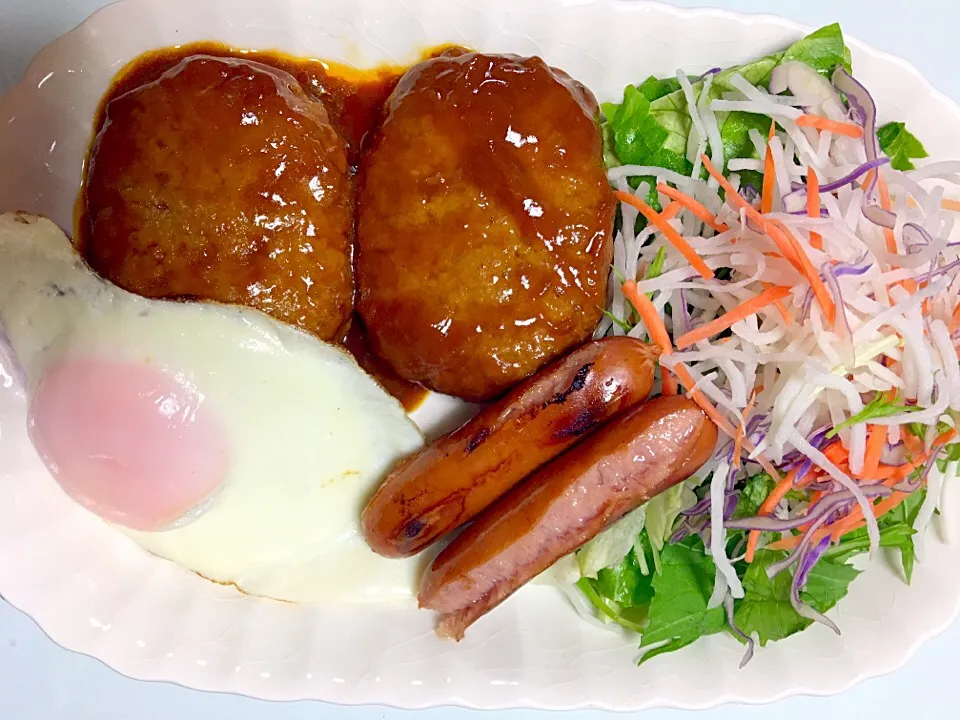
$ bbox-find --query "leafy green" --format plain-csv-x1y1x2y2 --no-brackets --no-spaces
637,637,697,666
734,550,859,645
644,479,697,551
938,442,960,473
780,23,853,77
638,537,726,662
734,472,776,519
575,577,646,633
577,24,867,665
906,418,953,442
578,505,647,578
605,84,682,171
640,246,669,301
827,392,919,438
824,488,926,582
603,24,850,175
637,75,686,102
595,545,656,608
878,121,929,171
734,550,810,645
802,559,861,613
645,246,668,280
601,308,633,334
883,487,925,582
822,523,916,564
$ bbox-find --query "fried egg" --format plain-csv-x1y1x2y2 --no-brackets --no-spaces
0,212,424,603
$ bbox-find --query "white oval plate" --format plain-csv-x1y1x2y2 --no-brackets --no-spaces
2,0,960,710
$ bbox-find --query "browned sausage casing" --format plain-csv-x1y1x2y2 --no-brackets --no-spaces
361,337,658,558
418,395,718,640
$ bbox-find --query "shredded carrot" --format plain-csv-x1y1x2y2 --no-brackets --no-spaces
700,154,837,330
950,302,960,333
867,491,911,519
828,471,901,541
746,467,800,562
674,285,791,349
877,173,898,255
670,362,737,435
615,191,714,280
806,166,823,251
902,430,924,455
937,427,959,446
907,197,960,212
669,361,783,485
761,120,777,214
769,428,960,550
700,154,802,270
822,441,848,464
767,219,836,326
655,183,729,233
795,113,864,139
660,201,683,221
621,280,670,354
660,367,678,396
620,280,677,395
857,424,888,479
732,389,758,469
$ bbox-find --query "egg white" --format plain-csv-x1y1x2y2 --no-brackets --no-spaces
0,212,425,603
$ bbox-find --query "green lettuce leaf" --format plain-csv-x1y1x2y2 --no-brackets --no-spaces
604,24,850,173
578,504,647,578
638,74,687,102
595,544,656,609
878,121,929,171
644,480,698,551
780,22,853,77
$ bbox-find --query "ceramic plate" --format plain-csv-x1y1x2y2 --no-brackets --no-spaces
1,0,959,710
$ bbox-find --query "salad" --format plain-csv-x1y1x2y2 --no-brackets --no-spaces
569,24,960,666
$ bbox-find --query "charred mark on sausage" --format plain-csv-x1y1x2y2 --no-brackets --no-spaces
553,405,600,439
545,362,593,407
465,427,491,454
402,518,425,539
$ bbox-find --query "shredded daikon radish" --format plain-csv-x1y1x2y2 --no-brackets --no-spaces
709,460,744,598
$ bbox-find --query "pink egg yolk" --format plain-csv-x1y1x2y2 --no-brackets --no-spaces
28,357,230,531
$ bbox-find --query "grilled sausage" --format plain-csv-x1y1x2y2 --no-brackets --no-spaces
418,395,718,639
361,337,658,558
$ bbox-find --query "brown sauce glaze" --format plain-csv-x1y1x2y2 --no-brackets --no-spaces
341,318,428,412
355,52,616,402
77,43,453,408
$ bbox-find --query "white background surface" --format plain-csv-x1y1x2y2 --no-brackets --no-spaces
0,0,958,718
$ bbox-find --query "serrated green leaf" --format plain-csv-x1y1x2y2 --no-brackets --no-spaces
640,538,726,647
801,559,860,613
827,391,919,438
734,472,776,520
734,550,809,646
637,636,696,666
878,121,929,171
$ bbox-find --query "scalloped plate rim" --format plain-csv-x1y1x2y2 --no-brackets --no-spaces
1,0,960,711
